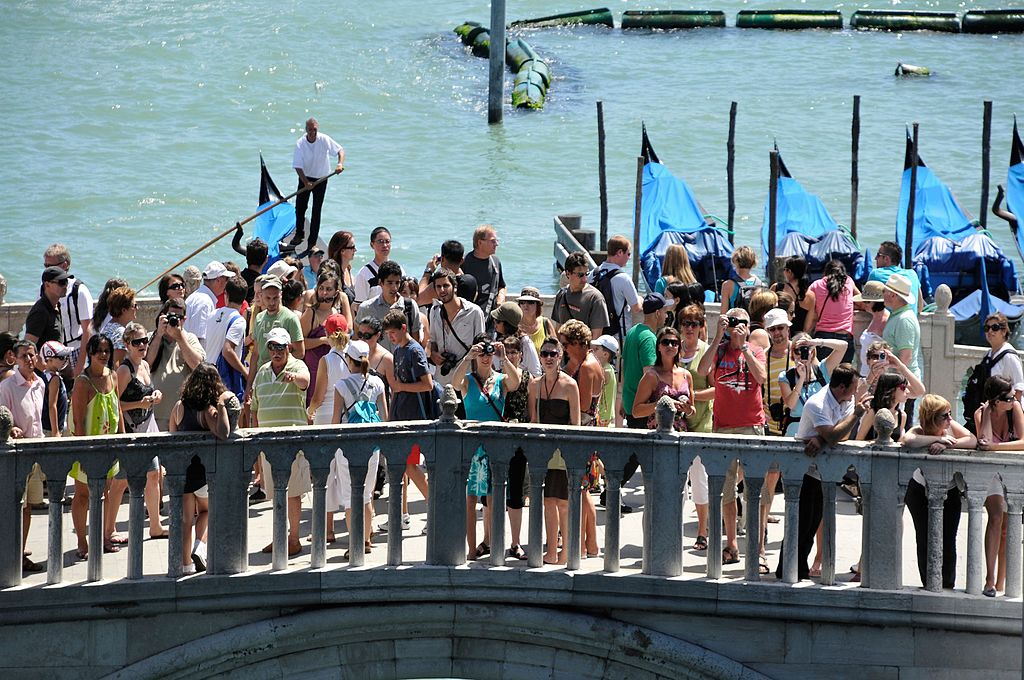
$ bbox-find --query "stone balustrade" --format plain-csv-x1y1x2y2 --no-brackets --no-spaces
2,418,1022,603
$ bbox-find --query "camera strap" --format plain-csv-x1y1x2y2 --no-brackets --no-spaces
471,371,507,422
441,303,472,354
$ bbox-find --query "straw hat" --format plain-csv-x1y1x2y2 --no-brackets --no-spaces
853,280,885,303
883,274,914,305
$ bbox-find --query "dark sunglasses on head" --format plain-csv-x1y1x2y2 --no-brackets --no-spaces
540,349,560,358
984,323,1006,332
167,282,185,290
659,339,679,347
267,342,288,352
128,337,149,348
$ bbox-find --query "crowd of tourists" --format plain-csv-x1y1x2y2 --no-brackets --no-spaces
3,230,1018,597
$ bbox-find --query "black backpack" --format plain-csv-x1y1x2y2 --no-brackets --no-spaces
729,272,766,312
593,267,628,339
962,348,1013,433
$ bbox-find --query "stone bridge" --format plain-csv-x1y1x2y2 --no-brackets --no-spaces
0,418,1021,678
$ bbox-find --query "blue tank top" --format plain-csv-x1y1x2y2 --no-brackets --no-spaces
463,372,505,422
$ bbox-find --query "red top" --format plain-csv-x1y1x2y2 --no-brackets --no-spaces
711,342,766,429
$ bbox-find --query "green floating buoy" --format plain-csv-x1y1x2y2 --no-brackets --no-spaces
895,63,931,77
851,10,960,33
510,7,614,29
962,9,1024,34
453,24,553,110
621,10,726,30
736,9,843,30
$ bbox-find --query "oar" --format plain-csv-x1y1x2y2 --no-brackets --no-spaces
137,168,342,293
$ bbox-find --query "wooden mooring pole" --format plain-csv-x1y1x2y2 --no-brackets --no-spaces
727,101,737,243
981,100,993,229
905,122,920,269
851,95,861,238
768,149,780,283
487,0,506,124
597,101,609,250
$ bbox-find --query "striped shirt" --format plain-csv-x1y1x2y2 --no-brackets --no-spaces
252,356,309,428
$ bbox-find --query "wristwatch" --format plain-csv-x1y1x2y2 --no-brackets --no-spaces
740,344,750,353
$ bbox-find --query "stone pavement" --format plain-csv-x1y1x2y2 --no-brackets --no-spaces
19,471,981,593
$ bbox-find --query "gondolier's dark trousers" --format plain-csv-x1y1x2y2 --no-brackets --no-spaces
295,176,328,245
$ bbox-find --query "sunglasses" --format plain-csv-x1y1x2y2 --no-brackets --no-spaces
659,339,679,347
766,325,789,333
570,270,589,278
357,331,377,340
984,324,1006,332
941,411,953,421
897,382,909,391
128,337,149,348
374,239,392,246
167,282,185,290
996,395,1016,403
267,343,288,352
680,320,702,328
341,245,356,251
540,350,560,358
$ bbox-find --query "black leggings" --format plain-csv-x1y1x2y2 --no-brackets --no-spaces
905,478,961,588
775,473,823,579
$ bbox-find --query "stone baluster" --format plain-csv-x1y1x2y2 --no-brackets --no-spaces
781,480,802,584
385,456,406,567
706,474,725,579
646,443,683,578
488,454,509,568
164,473,184,579
743,475,764,582
861,454,902,590
309,465,329,570
603,471,622,573
125,472,148,580
1004,493,1023,599
0,452,22,588
564,460,586,572
270,465,291,572
45,477,64,585
86,474,107,583
965,492,986,595
820,480,837,586
925,482,947,593
209,442,252,575
348,462,369,568
427,432,466,567
527,463,545,569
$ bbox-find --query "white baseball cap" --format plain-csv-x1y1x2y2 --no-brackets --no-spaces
345,340,370,362
763,308,792,329
265,327,291,346
591,335,620,354
267,260,297,280
203,261,229,279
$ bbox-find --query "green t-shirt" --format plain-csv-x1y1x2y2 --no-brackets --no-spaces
622,323,657,414
252,307,303,367
597,363,617,425
883,305,922,379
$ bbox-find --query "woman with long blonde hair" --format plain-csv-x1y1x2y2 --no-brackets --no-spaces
656,244,697,293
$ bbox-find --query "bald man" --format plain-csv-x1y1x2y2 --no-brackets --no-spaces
290,117,345,252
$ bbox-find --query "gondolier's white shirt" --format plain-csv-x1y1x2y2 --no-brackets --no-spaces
293,133,343,178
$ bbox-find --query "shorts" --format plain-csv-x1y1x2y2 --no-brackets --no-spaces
714,425,764,505
986,474,1006,510
687,455,708,506
260,451,312,498
544,469,569,500
184,456,207,495
69,460,120,484
406,443,424,466
23,464,45,506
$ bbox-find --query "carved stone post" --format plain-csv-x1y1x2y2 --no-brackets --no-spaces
965,492,986,595
86,475,107,583
385,457,406,567
45,477,64,585
820,481,837,586
270,466,291,572
706,475,725,579
743,475,764,582
527,466,545,569
925,483,947,593
348,463,369,568
488,456,509,568
164,473,185,579
603,473,622,573
210,442,251,575
781,481,802,584
862,454,901,590
428,429,467,567
0,443,22,588
1005,493,1023,599
565,461,586,572
125,472,148,580
309,465,330,570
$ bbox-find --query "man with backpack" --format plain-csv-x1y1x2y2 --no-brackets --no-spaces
204,275,249,401
552,252,609,338
43,243,94,378
589,235,642,347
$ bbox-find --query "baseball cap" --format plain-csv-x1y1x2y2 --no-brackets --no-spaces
267,260,297,280
762,308,791,329
642,292,677,315
490,301,523,327
591,335,620,355
324,313,348,335
260,274,283,290
41,266,72,284
203,261,229,279
40,340,71,361
265,327,291,346
345,340,370,362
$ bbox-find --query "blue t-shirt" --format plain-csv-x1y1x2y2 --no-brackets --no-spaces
391,339,439,421
463,372,505,422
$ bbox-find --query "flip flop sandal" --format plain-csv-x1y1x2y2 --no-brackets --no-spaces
758,556,771,575
722,547,740,565
108,534,130,545
103,543,121,554
693,535,708,551
474,542,490,559
506,544,527,560
75,549,88,561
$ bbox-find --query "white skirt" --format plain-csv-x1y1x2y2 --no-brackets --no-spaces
326,447,380,512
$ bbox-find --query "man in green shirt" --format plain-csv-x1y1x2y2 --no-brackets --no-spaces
622,293,673,428
882,273,922,425
251,327,311,556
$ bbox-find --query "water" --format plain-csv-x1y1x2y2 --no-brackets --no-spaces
2,0,1022,301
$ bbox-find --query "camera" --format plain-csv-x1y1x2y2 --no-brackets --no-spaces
481,341,495,356
439,351,460,376
166,313,181,328
727,316,744,328
799,345,810,360
877,351,887,362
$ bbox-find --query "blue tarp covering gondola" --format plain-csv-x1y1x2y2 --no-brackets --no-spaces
912,233,1018,305
637,127,733,293
949,254,1023,345
760,148,871,285
1006,118,1024,261
896,131,977,257
253,154,297,259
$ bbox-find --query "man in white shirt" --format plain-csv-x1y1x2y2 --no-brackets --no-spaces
203,275,248,370
777,363,866,580
589,234,642,345
290,117,345,251
354,226,405,309
184,261,231,347
43,243,94,377
427,269,484,388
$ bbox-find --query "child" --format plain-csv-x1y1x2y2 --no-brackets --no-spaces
590,335,619,428
39,341,70,437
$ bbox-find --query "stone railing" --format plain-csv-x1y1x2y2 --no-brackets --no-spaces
2,411,1022,601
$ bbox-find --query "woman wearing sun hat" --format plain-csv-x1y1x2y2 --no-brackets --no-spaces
517,286,555,354
852,280,888,378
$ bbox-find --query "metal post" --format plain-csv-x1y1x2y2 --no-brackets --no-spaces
727,101,737,243
768,149,780,284
981,100,993,229
906,123,920,269
632,156,644,287
597,101,609,250
851,95,861,238
487,0,507,125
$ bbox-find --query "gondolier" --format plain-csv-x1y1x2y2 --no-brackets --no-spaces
289,117,344,252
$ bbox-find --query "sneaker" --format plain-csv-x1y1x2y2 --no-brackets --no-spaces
182,564,197,575
421,521,428,536
379,514,411,532
249,488,267,504
191,552,206,573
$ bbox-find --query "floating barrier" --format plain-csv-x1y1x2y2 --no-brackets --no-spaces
454,24,552,110
850,10,960,33
621,10,726,30
736,10,842,30
510,8,614,29
962,9,1024,33
894,63,931,77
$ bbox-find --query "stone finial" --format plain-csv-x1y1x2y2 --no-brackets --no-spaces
655,395,676,433
873,408,897,445
438,384,460,423
0,405,12,443
933,284,952,314
183,265,202,297
224,393,242,434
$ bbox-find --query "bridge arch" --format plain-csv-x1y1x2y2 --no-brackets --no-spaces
108,603,766,680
